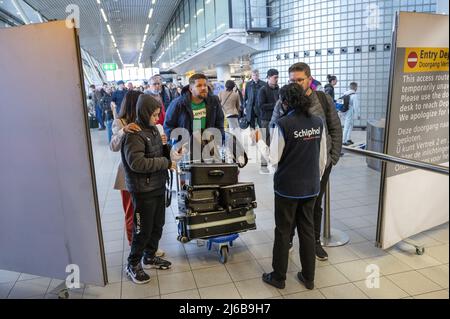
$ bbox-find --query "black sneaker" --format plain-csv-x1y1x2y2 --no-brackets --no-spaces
297,272,314,290
347,140,354,145
315,241,328,261
142,256,172,270
125,263,150,284
262,272,285,289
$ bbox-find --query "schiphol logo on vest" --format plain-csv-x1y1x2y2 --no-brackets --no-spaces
293,127,321,140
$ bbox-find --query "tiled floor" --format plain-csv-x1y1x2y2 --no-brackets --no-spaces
0,130,448,299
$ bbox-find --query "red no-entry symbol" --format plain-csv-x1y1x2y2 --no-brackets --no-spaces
407,51,418,68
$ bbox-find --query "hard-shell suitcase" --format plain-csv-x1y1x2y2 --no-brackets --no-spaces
178,185,221,214
176,205,257,242
183,163,239,186
220,183,257,211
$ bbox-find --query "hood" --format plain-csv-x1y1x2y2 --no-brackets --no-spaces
181,85,191,96
136,94,161,129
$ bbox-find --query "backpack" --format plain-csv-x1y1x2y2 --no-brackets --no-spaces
336,93,354,113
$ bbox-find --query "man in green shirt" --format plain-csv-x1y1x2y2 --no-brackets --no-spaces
164,73,224,144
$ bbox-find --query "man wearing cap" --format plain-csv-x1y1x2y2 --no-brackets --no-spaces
111,80,128,116
256,69,280,173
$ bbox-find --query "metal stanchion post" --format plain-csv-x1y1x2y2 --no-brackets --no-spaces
321,180,350,247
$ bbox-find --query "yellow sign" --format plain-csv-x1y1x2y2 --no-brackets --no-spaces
185,70,196,78
404,48,449,73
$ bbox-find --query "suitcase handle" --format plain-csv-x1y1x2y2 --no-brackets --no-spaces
188,197,216,202
230,186,251,194
208,170,225,177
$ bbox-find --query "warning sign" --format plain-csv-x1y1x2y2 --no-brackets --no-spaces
404,48,449,73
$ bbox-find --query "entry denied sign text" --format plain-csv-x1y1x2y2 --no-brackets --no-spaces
404,48,449,73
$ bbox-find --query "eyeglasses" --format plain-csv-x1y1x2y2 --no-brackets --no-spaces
150,82,162,86
289,78,307,84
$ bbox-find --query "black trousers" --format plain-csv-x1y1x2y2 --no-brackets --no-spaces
248,106,262,130
272,194,317,282
128,192,165,266
290,163,333,242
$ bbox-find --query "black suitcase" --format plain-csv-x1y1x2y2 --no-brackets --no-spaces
176,205,256,242
183,163,239,186
220,183,257,211
178,185,222,214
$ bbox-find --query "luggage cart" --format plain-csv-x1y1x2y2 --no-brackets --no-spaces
206,233,239,264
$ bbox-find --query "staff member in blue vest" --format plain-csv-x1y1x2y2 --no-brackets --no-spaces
256,83,327,290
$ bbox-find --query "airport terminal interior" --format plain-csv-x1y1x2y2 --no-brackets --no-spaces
0,0,448,300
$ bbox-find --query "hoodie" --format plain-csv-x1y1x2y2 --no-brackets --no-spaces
121,94,171,194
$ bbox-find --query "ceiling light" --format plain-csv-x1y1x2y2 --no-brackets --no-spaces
185,23,189,28
100,8,107,22
196,8,204,16
152,0,156,4
143,34,147,42
145,24,149,34
96,0,101,4
106,24,112,34
148,8,154,19
111,35,116,43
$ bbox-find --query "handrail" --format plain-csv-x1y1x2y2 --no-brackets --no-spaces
342,146,449,176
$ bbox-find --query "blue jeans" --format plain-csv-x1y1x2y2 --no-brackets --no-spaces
106,119,113,143
95,104,105,129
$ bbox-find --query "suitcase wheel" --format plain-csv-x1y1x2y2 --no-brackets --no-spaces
219,246,229,264
252,202,257,209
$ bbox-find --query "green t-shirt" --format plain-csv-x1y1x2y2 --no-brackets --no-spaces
192,101,206,131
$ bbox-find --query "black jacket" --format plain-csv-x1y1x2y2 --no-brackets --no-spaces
164,86,224,142
121,95,171,194
244,80,265,120
324,84,335,101
257,84,280,121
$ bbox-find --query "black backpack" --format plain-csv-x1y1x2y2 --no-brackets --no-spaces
338,93,354,113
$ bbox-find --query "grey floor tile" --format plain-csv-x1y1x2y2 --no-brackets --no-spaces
417,265,449,289
83,282,121,299
320,283,368,299
199,283,242,299
225,259,264,281
0,270,20,284
413,290,449,299
387,271,443,296
158,271,196,295
354,277,409,299
121,280,159,299
235,278,281,299
192,265,232,288
161,289,200,299
0,282,15,299
8,278,51,299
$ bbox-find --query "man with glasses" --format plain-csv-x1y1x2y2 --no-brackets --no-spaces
272,63,342,261
144,75,166,125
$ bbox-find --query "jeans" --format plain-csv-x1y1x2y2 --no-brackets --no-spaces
95,104,105,129
106,119,113,143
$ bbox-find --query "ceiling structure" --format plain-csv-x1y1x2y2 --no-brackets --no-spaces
24,0,181,66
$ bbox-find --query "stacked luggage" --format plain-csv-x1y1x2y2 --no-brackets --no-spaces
176,163,257,243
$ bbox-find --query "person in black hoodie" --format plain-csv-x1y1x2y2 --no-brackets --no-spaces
256,69,280,173
122,94,176,284
324,75,338,102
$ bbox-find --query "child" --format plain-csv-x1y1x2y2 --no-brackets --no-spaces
121,94,176,284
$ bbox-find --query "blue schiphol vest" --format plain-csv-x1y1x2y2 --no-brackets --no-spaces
274,111,323,198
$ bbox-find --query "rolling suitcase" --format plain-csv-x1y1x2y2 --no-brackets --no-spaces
183,163,239,186
176,205,257,242
220,183,257,212
178,185,222,214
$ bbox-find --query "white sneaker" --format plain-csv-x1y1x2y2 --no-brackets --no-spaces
155,249,165,257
